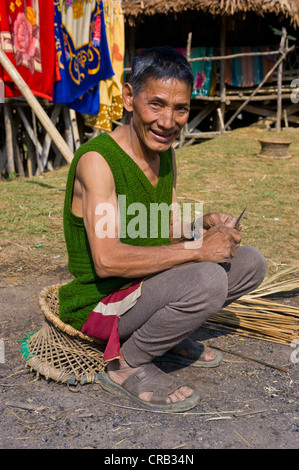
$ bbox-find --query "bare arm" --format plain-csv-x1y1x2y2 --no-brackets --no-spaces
75,151,241,279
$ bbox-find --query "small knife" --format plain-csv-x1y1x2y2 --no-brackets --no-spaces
234,207,247,227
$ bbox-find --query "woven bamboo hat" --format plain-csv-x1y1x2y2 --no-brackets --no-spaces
20,285,106,386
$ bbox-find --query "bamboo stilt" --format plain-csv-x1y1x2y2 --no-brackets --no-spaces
12,111,25,177
25,129,36,177
3,103,15,175
17,108,43,174
5,105,25,177
219,16,227,129
0,146,6,175
31,108,41,175
69,109,81,150
276,28,287,131
41,104,63,171
13,132,25,178
63,106,74,154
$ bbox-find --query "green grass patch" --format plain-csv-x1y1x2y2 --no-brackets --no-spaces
0,167,68,258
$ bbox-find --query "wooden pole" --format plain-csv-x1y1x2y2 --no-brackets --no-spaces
63,106,74,154
17,107,43,174
181,32,193,148
11,109,25,177
217,107,225,133
25,130,35,177
276,28,287,132
219,16,227,130
188,48,283,62
186,32,192,62
283,109,289,128
69,109,81,150
0,46,73,164
3,103,15,175
31,108,42,174
41,103,63,170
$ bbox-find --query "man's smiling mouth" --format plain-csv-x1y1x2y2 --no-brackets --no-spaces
150,129,175,141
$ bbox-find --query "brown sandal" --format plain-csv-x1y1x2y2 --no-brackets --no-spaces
155,338,223,368
99,363,200,412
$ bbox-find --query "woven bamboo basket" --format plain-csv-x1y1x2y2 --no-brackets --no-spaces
20,285,106,386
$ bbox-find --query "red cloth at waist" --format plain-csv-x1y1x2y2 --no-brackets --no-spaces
81,278,143,362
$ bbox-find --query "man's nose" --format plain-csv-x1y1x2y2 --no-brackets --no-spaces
158,108,175,129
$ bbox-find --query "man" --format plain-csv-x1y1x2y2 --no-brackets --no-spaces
59,47,267,412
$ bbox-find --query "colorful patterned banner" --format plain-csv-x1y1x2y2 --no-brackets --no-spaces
53,0,114,113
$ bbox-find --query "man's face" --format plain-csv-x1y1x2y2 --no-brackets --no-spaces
131,77,191,153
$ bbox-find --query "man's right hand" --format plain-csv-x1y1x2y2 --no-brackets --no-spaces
198,225,242,264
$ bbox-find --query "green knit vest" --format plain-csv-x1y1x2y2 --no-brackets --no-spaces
59,133,174,330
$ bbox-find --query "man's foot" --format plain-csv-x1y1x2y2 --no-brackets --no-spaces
155,338,223,368
107,354,193,404
171,338,217,362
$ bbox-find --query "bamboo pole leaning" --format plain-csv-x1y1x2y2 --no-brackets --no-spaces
0,46,73,165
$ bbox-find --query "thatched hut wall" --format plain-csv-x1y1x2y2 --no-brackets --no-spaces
121,0,299,29
121,1,299,136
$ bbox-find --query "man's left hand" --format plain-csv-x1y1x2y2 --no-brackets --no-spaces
203,212,241,230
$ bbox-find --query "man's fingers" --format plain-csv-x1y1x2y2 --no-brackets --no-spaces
210,225,242,244
228,228,242,244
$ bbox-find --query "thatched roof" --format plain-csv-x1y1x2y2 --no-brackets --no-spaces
122,0,299,27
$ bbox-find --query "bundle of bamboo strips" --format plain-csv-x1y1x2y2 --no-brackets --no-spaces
207,266,299,345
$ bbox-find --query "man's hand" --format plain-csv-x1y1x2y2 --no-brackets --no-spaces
199,225,242,264
203,212,241,230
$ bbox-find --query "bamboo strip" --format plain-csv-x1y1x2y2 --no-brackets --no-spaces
188,49,283,62
207,270,299,344
206,322,297,345
213,319,298,331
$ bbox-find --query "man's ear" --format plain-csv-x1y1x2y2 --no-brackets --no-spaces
122,83,134,112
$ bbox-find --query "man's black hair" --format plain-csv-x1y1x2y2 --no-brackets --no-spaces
130,46,194,95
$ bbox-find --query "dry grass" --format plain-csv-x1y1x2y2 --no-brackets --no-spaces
0,167,68,277
176,126,299,271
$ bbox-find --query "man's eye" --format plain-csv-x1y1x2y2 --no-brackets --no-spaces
150,102,162,109
176,107,189,114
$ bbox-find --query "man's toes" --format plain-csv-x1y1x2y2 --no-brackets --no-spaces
181,386,193,398
204,346,216,361
139,386,194,404
139,391,154,402
169,386,194,403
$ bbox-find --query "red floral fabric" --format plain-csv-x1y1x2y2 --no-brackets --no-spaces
0,0,57,100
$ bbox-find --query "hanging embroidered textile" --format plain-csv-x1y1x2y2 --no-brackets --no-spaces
53,0,114,114
84,0,124,132
190,47,216,97
0,0,57,100
225,46,275,88
175,47,216,97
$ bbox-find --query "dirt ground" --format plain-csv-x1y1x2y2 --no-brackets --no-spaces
1,251,299,452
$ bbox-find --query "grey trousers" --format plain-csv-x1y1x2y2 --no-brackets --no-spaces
118,246,267,368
